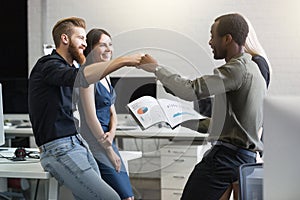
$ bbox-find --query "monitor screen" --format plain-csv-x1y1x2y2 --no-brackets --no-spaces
0,0,28,79
0,78,28,114
0,83,5,146
110,76,157,114
263,96,300,199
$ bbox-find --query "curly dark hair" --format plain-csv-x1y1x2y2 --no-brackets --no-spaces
215,13,249,46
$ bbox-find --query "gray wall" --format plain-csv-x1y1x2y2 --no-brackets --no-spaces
28,0,300,96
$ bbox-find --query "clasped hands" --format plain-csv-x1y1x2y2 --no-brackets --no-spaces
98,133,113,149
98,132,121,172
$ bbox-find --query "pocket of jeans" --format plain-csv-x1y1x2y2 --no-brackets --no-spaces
60,145,92,173
51,143,74,157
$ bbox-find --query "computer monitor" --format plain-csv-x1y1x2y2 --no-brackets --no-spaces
0,83,5,146
110,76,157,124
0,78,29,123
263,96,300,199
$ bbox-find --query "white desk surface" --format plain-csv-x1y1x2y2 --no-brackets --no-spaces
0,148,141,198
5,125,208,140
116,126,208,141
4,126,33,136
0,148,58,200
0,148,49,179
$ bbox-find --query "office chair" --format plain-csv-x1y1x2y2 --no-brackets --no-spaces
238,163,263,200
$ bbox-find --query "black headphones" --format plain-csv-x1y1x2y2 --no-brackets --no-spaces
13,147,40,161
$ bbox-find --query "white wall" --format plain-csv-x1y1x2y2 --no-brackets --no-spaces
28,0,300,97
28,0,300,96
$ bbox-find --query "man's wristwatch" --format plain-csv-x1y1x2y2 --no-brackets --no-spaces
155,66,162,73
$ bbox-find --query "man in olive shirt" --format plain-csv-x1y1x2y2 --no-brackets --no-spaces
138,13,266,200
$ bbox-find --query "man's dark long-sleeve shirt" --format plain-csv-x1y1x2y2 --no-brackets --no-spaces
28,50,88,146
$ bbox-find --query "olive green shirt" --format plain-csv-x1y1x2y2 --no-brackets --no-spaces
155,53,266,151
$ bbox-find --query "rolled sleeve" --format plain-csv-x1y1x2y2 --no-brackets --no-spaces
74,66,89,88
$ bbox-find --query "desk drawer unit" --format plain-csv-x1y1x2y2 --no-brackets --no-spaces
161,171,190,189
161,155,196,172
160,145,199,200
161,189,183,200
160,145,198,157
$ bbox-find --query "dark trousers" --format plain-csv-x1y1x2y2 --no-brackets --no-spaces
181,144,256,200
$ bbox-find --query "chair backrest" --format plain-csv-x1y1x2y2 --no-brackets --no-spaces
239,163,263,200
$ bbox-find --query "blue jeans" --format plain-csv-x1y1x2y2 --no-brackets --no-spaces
39,134,120,200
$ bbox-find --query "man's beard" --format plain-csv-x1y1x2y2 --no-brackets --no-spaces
69,41,86,65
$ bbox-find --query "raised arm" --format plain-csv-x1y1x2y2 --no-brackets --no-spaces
83,54,144,84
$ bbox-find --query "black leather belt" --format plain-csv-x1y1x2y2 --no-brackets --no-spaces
212,141,257,158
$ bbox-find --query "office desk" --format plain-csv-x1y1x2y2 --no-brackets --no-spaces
0,148,58,200
5,125,208,139
0,148,141,200
4,126,35,147
115,125,209,149
5,125,209,148
4,126,33,137
116,126,207,139
5,126,208,200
